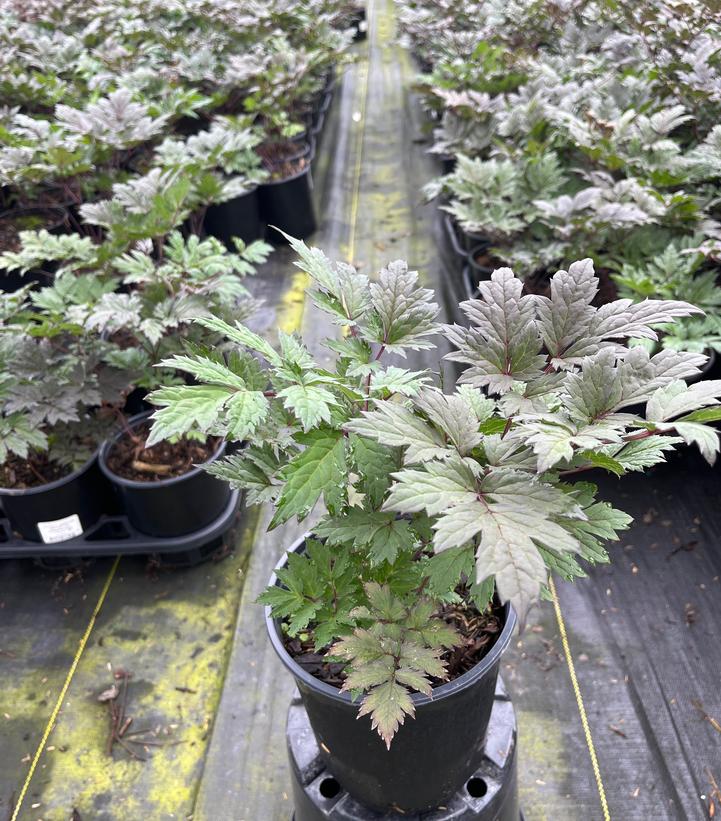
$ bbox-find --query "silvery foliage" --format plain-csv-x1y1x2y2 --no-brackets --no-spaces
145,241,720,744
399,0,721,325
56,89,169,149
0,291,122,466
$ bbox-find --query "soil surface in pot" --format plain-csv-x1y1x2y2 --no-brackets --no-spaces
523,266,618,305
0,208,67,253
0,452,72,490
283,590,505,689
107,420,221,482
257,141,309,181
472,248,506,272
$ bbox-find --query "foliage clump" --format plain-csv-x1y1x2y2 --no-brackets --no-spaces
148,239,721,745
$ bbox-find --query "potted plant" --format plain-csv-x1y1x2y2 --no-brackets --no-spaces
146,238,721,813
0,218,270,540
0,290,123,542
231,37,323,239
153,117,269,247
85,229,271,538
610,238,721,375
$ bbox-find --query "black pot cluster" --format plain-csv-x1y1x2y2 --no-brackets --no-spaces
205,75,338,250
0,412,230,546
0,68,340,294
266,537,517,816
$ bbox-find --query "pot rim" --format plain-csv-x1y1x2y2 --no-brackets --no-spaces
0,448,98,497
260,147,316,186
0,204,69,229
98,410,227,489
265,534,517,706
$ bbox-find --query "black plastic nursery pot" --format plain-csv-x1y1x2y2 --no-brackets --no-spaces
266,537,517,815
204,186,264,247
258,141,317,241
286,680,521,821
98,411,231,539
0,452,114,544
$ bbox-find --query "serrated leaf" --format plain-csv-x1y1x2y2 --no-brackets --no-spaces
224,390,269,439
147,385,231,445
613,436,681,471
647,379,721,422
364,260,440,352
346,403,449,463
314,511,414,565
370,366,431,397
270,429,346,528
195,316,280,365
277,383,338,431
415,389,482,455
349,434,398,509
445,268,544,393
578,450,625,476
157,353,247,389
206,450,278,504
384,458,477,517
424,545,475,595
357,680,415,749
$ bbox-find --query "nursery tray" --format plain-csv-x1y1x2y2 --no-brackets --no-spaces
0,489,240,564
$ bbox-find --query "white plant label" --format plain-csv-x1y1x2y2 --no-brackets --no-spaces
37,513,83,544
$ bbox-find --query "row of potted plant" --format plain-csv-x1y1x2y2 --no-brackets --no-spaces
146,236,721,812
396,0,721,362
0,0,366,542
0,0,361,252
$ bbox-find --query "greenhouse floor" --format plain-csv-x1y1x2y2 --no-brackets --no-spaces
1,1,720,819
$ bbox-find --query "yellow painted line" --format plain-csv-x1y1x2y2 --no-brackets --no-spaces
549,576,611,821
346,57,370,265
10,555,121,821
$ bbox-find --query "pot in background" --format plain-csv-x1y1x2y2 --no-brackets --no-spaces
98,411,231,538
266,536,516,814
0,205,69,292
258,142,317,241
204,186,264,247
0,451,114,543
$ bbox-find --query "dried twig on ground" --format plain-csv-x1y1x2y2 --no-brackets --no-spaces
98,668,181,761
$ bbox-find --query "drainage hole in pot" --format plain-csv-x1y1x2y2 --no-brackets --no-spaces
466,777,488,798
319,777,341,799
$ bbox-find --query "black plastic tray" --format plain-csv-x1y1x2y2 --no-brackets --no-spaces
0,489,241,566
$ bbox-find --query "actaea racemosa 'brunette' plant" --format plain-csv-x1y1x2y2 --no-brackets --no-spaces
147,237,721,747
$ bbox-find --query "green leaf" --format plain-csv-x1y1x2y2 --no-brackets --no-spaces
277,383,338,431
270,429,346,528
613,436,681,471
679,407,721,423
647,379,721,422
206,450,278,504
157,353,247,389
195,316,281,365
224,390,269,439
365,582,407,621
350,434,398,509
578,450,626,476
314,509,414,565
384,457,477,517
424,545,475,596
415,389,482,455
370,367,431,397
364,260,440,352
147,385,231,445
